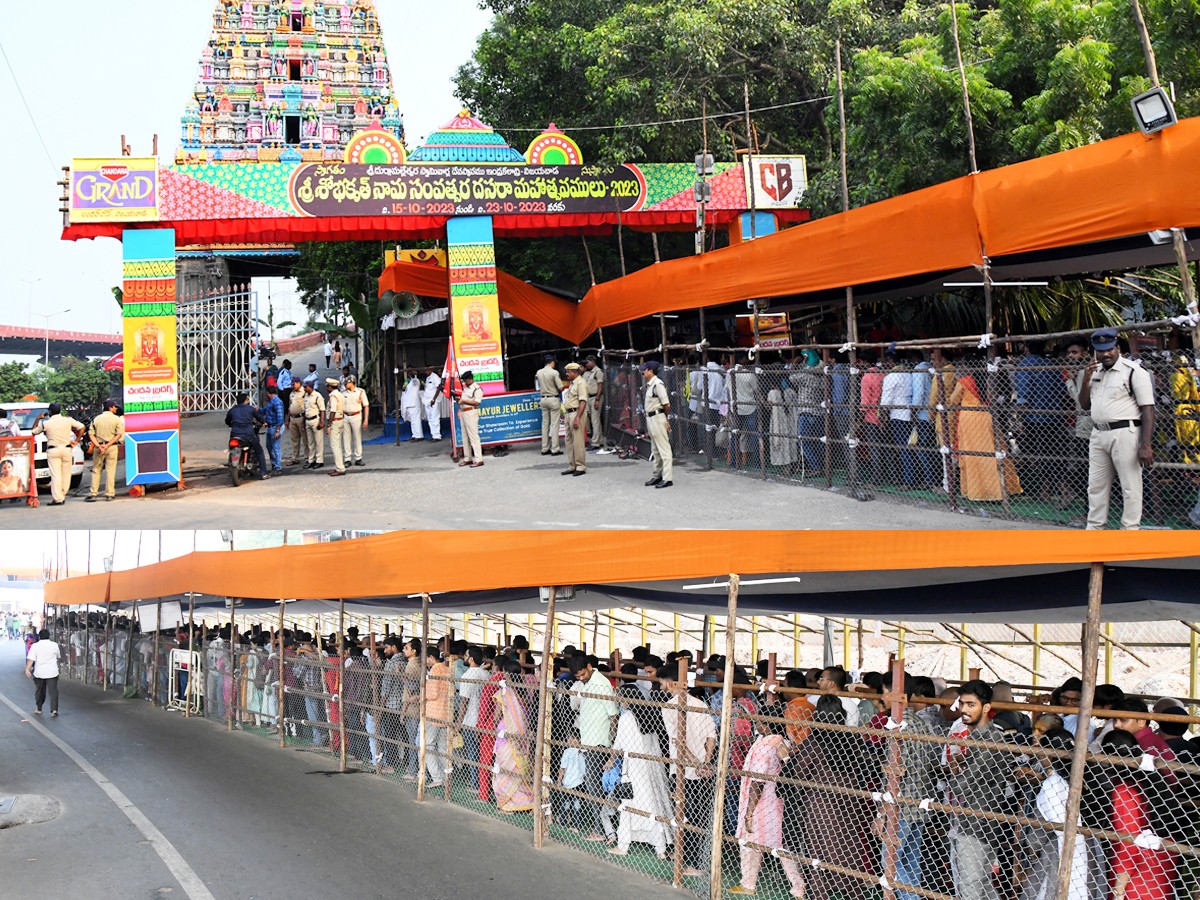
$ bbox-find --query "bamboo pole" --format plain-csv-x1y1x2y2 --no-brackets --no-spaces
228,606,236,732
881,656,908,900
1053,562,1104,900
277,598,286,749
84,601,91,687
671,654,688,890
707,574,741,900
1104,622,1114,684
532,586,557,849
152,597,162,707
186,598,195,717
417,592,430,802
338,599,347,773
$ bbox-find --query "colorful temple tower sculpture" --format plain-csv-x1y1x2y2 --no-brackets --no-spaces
178,0,404,166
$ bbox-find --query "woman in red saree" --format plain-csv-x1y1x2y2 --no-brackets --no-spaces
477,661,503,803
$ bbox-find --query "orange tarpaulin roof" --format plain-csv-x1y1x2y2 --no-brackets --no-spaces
43,530,1200,606
380,120,1200,345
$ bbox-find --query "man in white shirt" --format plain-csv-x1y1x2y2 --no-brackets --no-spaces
808,665,861,726
423,366,443,441
25,628,62,716
570,656,619,843
455,648,490,789
881,357,915,487
659,667,717,876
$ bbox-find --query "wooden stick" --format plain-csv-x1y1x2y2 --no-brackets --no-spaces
186,598,195,717
277,598,286,750
151,598,162,707
417,592,430,802
228,607,236,732
707,574,740,900
532,586,557,849
338,599,347,774
1053,562,1103,900
671,654,687,890
881,656,907,900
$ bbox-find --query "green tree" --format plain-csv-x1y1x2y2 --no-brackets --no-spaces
0,362,35,402
36,357,111,415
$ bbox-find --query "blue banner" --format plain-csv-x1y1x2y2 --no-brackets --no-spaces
453,389,542,447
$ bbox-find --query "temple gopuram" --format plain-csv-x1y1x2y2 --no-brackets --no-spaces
176,0,405,292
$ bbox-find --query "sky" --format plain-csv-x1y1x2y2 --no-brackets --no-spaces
0,0,495,347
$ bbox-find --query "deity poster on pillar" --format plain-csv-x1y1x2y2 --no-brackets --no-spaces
446,216,506,394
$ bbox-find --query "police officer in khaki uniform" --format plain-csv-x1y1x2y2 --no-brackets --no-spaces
641,361,673,488
1079,328,1155,529
32,403,84,505
302,382,326,468
86,399,124,502
560,362,589,476
325,377,347,476
341,374,368,467
583,355,605,450
535,355,564,455
287,386,308,465
456,370,485,468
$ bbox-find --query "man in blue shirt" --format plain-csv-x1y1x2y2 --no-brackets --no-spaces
261,385,285,475
277,359,294,410
225,392,268,479
1014,340,1065,498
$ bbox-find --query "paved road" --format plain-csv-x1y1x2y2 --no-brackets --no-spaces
0,641,678,900
2,406,1037,531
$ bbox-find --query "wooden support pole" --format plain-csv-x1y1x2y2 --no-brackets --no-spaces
338,598,347,774
532,586,557,849
186,598,195,717
417,592,431,802
671,654,688,890
708,574,741,900
1053,562,1104,900
881,655,908,900
228,606,236,732
151,598,162,707
277,598,286,749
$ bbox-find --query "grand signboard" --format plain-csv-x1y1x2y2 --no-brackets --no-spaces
289,163,649,218
70,158,159,224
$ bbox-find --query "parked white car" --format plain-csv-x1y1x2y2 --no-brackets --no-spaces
0,403,86,490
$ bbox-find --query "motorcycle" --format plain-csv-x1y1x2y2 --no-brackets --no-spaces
228,427,264,487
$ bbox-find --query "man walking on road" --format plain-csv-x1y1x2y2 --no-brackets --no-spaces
32,403,84,505
86,398,124,502
423,366,443,441
561,363,589,476
456,370,485,467
1079,328,1155,529
342,374,368,467
326,377,347,476
25,628,62,716
642,361,674,489
536,355,564,455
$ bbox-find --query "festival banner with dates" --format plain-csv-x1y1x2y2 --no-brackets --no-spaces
287,163,648,218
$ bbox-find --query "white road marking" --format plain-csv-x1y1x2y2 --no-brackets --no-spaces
532,521,580,527
0,689,216,900
598,523,649,529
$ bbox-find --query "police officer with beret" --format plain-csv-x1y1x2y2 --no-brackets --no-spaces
641,360,673,488
1079,328,1155,528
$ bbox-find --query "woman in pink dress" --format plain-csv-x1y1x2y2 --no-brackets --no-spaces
492,662,534,814
731,719,806,898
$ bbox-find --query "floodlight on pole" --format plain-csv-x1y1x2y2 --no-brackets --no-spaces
1130,86,1177,135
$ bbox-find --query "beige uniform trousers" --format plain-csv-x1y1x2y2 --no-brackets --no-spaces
328,419,346,471
540,396,561,452
288,416,309,463
1086,424,1144,529
305,418,324,464
90,445,119,498
588,397,603,447
342,413,363,462
461,410,482,462
47,446,74,503
648,413,673,482
565,410,587,472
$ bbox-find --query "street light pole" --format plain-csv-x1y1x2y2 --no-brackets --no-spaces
33,308,71,367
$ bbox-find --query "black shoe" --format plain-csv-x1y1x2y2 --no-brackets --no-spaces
354,460,365,467
655,480,673,489
541,450,551,456
314,463,325,469
572,470,586,476
105,496,114,501
86,495,98,503
645,477,662,486
550,451,562,456
561,469,575,475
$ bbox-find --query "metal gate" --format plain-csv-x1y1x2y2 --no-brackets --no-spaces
176,285,256,413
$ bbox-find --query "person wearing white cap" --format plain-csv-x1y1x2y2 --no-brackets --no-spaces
302,381,326,468
341,374,368,467
456,371,485,468
325,377,347,476
641,361,673,488
1079,328,1155,528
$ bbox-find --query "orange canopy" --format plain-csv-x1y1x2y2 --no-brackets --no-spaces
43,529,1200,606
380,120,1200,345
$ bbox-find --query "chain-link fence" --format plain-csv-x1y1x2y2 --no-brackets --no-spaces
45,606,1200,900
602,351,1200,528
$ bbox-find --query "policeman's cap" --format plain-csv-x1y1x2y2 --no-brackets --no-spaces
344,374,355,384
640,360,661,373
1090,328,1119,350
325,377,340,387
461,370,474,381
565,362,582,372
543,354,556,363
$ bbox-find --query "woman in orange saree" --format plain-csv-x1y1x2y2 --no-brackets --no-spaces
949,370,1021,501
